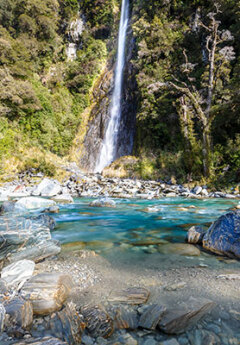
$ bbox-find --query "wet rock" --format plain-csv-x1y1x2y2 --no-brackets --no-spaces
32,178,62,197
164,282,187,291
81,305,114,338
21,273,73,315
122,333,138,345
0,303,5,332
143,338,157,345
108,287,150,304
52,195,74,204
89,198,116,208
15,197,56,210
0,216,60,263
158,243,200,256
4,296,33,332
81,335,94,345
14,337,67,344
114,307,138,330
43,302,84,344
160,340,180,345
0,201,16,214
158,298,215,334
187,226,206,245
203,211,240,258
31,214,56,231
1,260,35,287
139,304,166,330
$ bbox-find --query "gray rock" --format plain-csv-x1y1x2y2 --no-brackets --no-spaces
143,337,157,345
4,296,33,332
21,273,73,316
15,197,56,210
32,178,62,197
114,306,139,330
187,226,206,245
0,279,8,294
158,298,215,334
193,186,202,195
82,335,94,345
0,201,16,215
203,211,240,258
108,287,150,305
51,194,74,204
14,337,68,344
44,206,60,214
81,305,114,338
0,303,5,332
1,260,35,287
139,304,166,330
30,214,56,231
159,340,180,345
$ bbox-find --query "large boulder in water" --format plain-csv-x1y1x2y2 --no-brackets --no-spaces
15,197,56,210
203,211,240,258
32,178,62,197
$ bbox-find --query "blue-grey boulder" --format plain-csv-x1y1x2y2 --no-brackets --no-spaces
203,211,240,258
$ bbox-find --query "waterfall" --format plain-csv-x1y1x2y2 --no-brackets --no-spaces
95,0,129,173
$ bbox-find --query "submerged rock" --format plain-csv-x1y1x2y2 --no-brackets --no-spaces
203,211,240,258
81,305,113,338
158,298,215,334
21,273,73,316
158,243,200,256
1,260,35,287
89,199,116,208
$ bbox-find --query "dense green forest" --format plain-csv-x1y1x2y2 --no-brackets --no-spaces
0,0,239,186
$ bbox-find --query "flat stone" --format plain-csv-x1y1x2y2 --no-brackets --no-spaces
4,296,33,331
14,337,67,344
21,273,73,315
139,304,166,330
114,307,139,330
0,303,5,332
164,282,187,291
158,243,200,256
216,273,240,280
108,287,150,304
158,298,215,334
15,197,56,210
81,305,114,338
187,226,206,245
0,278,8,294
1,260,35,287
32,178,62,197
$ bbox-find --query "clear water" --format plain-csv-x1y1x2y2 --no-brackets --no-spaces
95,0,129,172
52,197,237,252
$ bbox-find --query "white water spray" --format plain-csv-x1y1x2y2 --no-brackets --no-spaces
95,0,129,172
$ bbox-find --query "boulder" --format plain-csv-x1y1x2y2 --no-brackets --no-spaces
89,198,116,208
187,226,206,245
0,201,16,214
158,298,215,334
158,243,200,256
21,273,73,315
193,186,202,195
4,296,33,332
139,304,166,330
15,197,56,210
51,194,74,204
32,178,62,197
44,206,60,214
114,307,139,330
203,211,240,258
1,260,35,287
0,216,61,264
31,214,56,231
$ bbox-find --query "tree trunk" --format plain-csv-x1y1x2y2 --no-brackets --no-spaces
202,123,211,178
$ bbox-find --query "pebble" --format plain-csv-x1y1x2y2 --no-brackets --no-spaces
82,335,95,345
142,337,157,345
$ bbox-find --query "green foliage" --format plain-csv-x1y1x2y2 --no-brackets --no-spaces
21,157,56,176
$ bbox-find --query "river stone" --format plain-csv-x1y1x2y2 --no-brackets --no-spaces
0,303,5,332
1,260,35,287
89,199,116,208
203,211,240,258
81,305,114,338
187,226,206,245
32,178,62,197
0,216,60,264
193,186,202,195
52,194,74,204
108,287,150,304
15,197,56,210
139,304,166,330
158,243,200,256
21,273,73,315
4,296,33,331
158,298,215,334
14,337,68,344
114,307,139,330
31,214,56,231
43,303,84,344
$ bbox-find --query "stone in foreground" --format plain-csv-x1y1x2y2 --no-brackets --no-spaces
14,337,67,344
1,260,35,287
203,211,240,258
81,305,113,338
114,307,139,330
108,287,150,305
139,304,166,330
4,296,33,333
21,273,73,315
158,298,215,334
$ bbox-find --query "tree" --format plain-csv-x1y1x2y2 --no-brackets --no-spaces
149,5,235,178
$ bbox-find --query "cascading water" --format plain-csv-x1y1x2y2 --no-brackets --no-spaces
95,0,129,172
